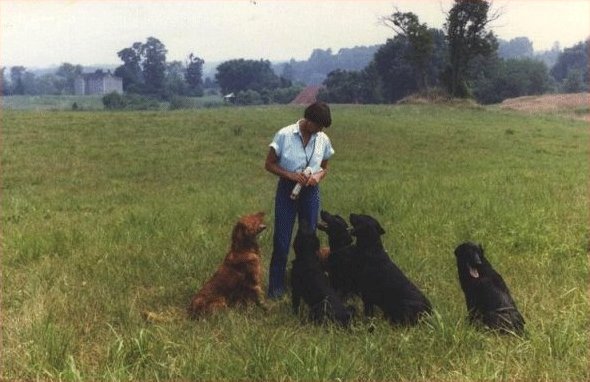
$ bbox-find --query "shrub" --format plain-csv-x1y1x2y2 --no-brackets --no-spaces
102,92,125,110
102,92,161,111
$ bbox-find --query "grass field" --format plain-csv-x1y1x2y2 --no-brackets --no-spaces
1,104,588,381
0,94,225,111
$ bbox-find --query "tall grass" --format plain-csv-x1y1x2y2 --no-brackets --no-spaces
2,105,588,380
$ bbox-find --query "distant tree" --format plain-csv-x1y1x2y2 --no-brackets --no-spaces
534,41,561,68
185,53,205,96
381,11,434,89
562,69,585,93
56,63,83,94
0,67,7,95
280,62,296,82
471,57,550,104
165,61,188,97
443,0,499,97
319,65,382,104
320,69,364,103
498,37,534,59
21,71,39,95
550,39,589,91
276,45,380,85
115,42,144,92
141,37,168,95
215,59,283,95
372,36,417,102
36,74,61,95
10,66,26,95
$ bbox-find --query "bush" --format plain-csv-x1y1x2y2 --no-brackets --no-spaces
234,90,263,105
102,92,125,110
102,92,161,110
169,96,195,110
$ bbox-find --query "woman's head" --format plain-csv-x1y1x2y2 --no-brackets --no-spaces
304,102,331,129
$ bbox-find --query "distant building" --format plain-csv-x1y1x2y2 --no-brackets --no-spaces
74,71,123,95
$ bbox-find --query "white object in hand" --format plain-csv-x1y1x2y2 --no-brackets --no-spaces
290,167,313,200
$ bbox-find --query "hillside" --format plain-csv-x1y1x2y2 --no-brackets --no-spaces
498,93,590,121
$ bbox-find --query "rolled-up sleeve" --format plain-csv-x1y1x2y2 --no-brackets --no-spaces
269,131,283,156
321,134,335,160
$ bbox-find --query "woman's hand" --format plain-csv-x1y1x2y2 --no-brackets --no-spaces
290,171,309,185
305,170,324,186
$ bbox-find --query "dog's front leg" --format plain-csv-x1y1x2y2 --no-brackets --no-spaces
251,286,268,311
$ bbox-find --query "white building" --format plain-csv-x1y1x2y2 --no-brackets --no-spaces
74,72,123,95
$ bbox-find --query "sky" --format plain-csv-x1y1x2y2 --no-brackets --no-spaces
1,0,589,68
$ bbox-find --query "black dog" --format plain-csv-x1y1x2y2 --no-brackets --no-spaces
349,213,432,325
317,210,359,300
291,225,353,327
454,242,525,335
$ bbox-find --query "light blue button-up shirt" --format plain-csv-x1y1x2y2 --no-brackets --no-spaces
269,120,335,174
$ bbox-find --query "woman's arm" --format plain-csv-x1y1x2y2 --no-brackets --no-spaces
265,148,308,184
306,160,329,186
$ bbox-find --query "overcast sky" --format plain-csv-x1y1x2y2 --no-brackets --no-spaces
1,0,589,68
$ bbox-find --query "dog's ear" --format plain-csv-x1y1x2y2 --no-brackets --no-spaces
232,221,248,244
377,222,386,235
478,243,484,255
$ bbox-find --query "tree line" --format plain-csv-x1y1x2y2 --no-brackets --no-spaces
1,0,587,106
319,0,589,105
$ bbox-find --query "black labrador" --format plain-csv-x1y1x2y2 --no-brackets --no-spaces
290,225,353,327
317,210,359,300
454,242,525,335
349,213,432,325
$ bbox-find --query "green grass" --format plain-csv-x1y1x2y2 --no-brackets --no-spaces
1,95,106,110
1,94,225,111
1,104,588,381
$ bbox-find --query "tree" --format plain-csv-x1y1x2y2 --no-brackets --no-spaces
115,42,144,92
185,53,205,96
0,67,7,95
141,37,168,94
550,39,589,91
56,63,83,94
444,0,499,97
498,37,534,59
471,58,550,104
319,65,382,104
381,11,434,89
36,73,61,95
215,59,283,95
165,61,188,96
372,36,417,102
562,69,585,93
10,66,26,95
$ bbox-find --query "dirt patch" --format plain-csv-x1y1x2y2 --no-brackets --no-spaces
498,93,590,121
290,85,322,105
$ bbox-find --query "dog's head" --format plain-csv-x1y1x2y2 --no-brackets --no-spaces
231,212,266,249
454,242,484,279
349,213,385,243
317,210,354,245
293,222,320,258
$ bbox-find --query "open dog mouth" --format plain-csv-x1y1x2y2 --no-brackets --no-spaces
468,265,480,278
316,221,328,231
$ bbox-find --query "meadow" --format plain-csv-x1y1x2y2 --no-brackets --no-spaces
1,103,588,381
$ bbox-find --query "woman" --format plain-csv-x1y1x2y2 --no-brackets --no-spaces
264,102,334,299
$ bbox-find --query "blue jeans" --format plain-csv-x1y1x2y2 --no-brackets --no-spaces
268,178,320,298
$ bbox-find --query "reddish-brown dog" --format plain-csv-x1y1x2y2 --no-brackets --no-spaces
188,212,267,318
